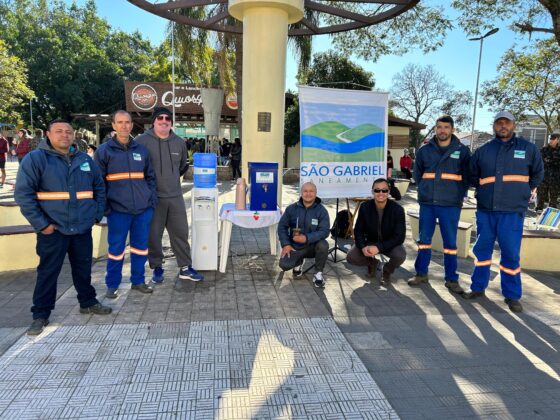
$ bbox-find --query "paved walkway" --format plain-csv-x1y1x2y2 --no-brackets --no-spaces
1,167,559,419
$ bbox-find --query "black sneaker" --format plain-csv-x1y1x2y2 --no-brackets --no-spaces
105,288,118,299
313,272,325,288
408,274,429,286
80,303,113,315
462,290,485,300
131,283,153,294
293,261,304,277
505,298,523,313
27,318,49,336
445,281,464,294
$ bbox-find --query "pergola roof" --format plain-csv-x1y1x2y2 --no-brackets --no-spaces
128,0,419,36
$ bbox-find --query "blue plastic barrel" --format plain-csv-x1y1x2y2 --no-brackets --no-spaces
193,153,217,188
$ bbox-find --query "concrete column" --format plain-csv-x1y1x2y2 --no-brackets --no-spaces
229,0,303,206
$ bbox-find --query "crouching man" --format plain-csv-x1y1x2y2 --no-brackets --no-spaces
278,182,330,288
347,178,406,284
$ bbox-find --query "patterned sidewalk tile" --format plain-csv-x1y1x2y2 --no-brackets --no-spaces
0,318,399,419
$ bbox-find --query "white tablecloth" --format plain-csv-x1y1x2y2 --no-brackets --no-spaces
219,203,282,228
218,203,282,272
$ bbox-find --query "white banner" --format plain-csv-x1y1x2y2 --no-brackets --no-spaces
298,86,388,198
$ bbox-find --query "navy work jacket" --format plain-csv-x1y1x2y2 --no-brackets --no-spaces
413,135,471,207
15,141,105,234
470,135,544,213
94,137,157,215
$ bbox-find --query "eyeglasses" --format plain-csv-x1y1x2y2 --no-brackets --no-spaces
373,188,389,193
156,115,172,121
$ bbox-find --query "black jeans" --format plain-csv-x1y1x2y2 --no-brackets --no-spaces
347,244,406,274
279,240,329,272
231,159,241,179
32,230,98,320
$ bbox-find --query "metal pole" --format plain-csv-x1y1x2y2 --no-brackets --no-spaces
171,22,176,125
30,98,33,132
470,38,483,152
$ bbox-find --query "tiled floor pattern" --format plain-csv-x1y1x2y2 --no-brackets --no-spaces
0,318,398,419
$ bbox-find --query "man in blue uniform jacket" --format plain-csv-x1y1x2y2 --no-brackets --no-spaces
408,115,471,294
94,110,158,298
15,120,112,336
463,111,544,313
278,182,330,288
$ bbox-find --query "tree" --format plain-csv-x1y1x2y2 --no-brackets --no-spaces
391,64,472,148
0,40,34,123
285,52,375,147
451,0,560,47
481,38,560,133
0,0,163,127
328,1,560,62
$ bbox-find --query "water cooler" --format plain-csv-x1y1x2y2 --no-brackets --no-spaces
249,162,278,211
191,153,218,271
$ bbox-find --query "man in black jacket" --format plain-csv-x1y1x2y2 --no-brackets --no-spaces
347,178,406,284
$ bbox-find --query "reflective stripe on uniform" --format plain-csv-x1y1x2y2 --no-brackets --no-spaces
36,192,70,200
108,251,125,261
76,191,93,199
418,244,432,250
106,172,144,181
503,175,529,183
129,247,148,256
441,173,462,181
475,259,492,267
480,177,495,185
443,248,458,255
422,173,436,179
499,264,521,275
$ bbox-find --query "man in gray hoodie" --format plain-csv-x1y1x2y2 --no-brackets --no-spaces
135,107,204,282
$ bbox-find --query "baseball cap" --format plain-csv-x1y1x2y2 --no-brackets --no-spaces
493,111,515,123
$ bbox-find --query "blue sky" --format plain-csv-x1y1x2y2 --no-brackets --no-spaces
69,0,546,132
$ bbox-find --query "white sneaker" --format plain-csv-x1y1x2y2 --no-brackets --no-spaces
293,260,304,277
313,272,325,288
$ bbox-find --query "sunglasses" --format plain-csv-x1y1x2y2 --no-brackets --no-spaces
156,115,172,121
373,188,389,193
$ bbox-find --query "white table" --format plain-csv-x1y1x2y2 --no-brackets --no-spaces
219,203,282,273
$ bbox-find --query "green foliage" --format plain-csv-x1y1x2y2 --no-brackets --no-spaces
481,38,560,133
284,96,300,148
329,1,560,62
302,51,375,89
0,39,34,123
0,0,166,128
327,3,453,62
450,0,558,43
285,53,376,147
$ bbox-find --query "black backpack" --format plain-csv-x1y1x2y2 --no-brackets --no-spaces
330,209,352,239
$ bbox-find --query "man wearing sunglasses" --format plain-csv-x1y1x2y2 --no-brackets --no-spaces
347,178,406,284
408,115,471,294
136,107,204,283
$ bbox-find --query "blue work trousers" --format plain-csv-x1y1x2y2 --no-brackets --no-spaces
33,230,98,320
106,208,153,288
414,204,461,281
470,211,523,300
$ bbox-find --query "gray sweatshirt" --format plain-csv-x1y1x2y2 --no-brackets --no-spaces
135,128,188,198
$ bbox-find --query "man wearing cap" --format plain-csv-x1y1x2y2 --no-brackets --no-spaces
135,107,204,283
463,111,543,313
536,133,560,212
94,110,158,298
408,115,471,294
